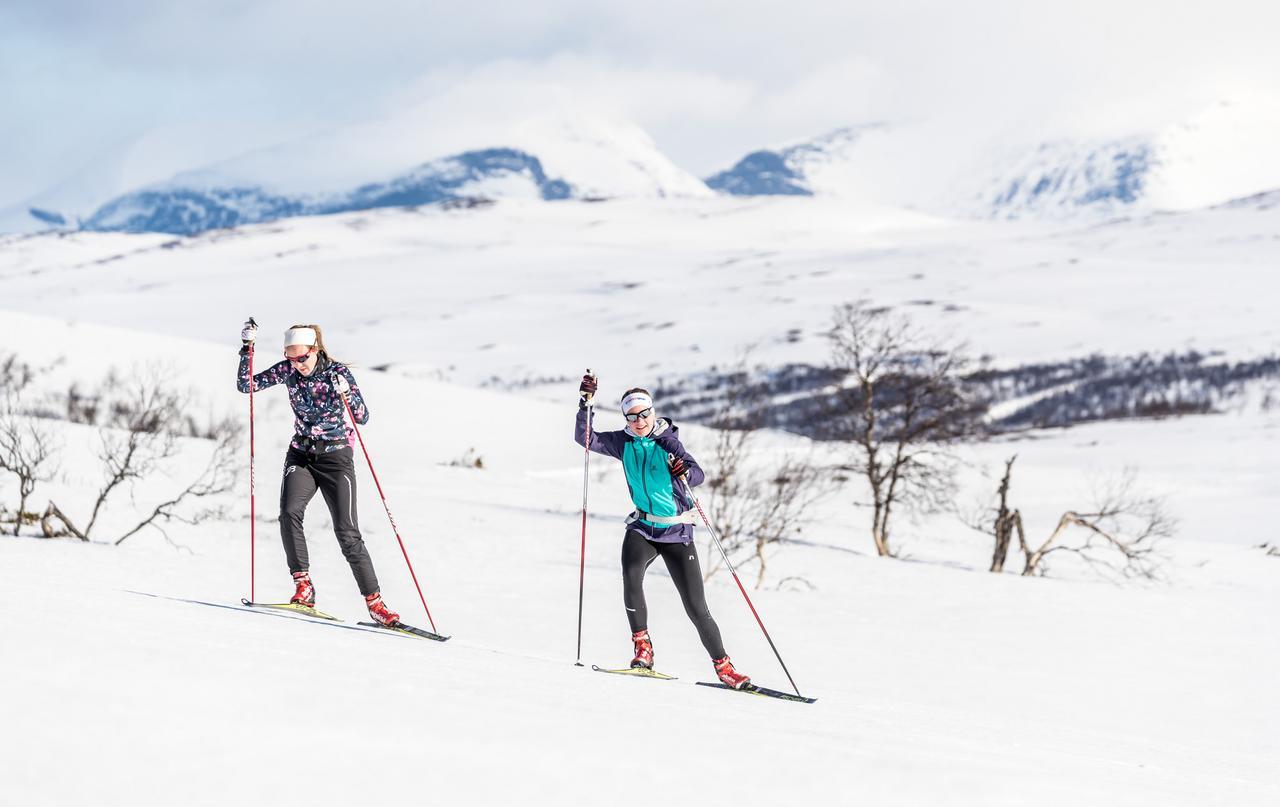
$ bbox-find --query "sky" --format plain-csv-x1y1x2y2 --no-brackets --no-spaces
2,0,1278,210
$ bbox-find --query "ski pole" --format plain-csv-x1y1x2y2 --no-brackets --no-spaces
247,316,257,603
339,391,439,633
680,474,804,697
575,369,594,667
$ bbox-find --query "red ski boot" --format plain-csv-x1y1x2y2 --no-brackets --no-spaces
713,656,751,690
289,571,315,607
365,592,400,627
631,629,654,669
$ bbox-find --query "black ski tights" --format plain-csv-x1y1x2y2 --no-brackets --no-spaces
279,446,380,596
621,530,726,659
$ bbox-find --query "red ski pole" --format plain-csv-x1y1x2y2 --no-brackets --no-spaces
575,369,595,667
247,318,257,603
680,475,804,697
340,391,439,633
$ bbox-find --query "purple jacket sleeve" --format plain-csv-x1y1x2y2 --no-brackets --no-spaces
574,407,627,460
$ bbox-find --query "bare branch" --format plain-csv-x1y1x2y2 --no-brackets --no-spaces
1022,471,1175,580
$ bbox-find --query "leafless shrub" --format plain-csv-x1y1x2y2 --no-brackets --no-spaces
6,362,243,546
112,416,240,547
442,447,485,469
700,353,834,588
827,302,983,557
73,368,241,544
0,376,60,536
1019,470,1175,580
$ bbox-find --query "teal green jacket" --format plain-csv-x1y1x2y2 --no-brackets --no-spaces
574,408,704,543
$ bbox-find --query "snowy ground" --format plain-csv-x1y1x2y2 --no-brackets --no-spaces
1,200,1278,805
0,194,1276,391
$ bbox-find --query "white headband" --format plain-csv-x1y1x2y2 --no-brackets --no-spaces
284,327,317,348
620,391,654,413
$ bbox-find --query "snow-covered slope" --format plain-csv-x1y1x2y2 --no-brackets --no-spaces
0,311,1276,805
4,192,1275,388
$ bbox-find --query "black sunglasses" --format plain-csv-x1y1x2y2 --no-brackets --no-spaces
286,351,314,364
624,407,653,423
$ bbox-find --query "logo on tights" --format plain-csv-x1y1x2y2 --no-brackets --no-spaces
285,465,298,476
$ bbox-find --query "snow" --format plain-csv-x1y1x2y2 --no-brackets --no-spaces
1,191,1278,804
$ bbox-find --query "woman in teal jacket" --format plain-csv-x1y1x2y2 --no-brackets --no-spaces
574,374,750,689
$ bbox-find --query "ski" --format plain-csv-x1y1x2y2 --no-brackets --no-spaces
591,664,678,680
356,621,450,642
241,598,342,622
695,681,817,704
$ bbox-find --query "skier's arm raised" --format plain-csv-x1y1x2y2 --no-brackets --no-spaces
236,321,290,393
573,372,626,459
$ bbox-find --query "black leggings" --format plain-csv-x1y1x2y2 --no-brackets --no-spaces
279,446,380,596
621,530,726,659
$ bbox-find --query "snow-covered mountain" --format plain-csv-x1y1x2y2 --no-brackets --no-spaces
976,137,1156,219
704,94,1280,221
978,94,1280,219
75,114,709,235
81,148,572,235
705,126,886,197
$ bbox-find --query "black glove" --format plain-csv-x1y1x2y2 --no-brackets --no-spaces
578,371,598,403
668,454,687,479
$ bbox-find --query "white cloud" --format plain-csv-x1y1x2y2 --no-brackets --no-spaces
2,0,1279,209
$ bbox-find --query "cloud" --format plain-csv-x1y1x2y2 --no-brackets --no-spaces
2,0,1278,207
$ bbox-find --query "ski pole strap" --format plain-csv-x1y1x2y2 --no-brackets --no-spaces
626,510,699,527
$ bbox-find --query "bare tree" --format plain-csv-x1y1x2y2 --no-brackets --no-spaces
79,370,185,539
699,356,833,588
60,366,242,545
1019,471,1175,580
989,455,1025,573
827,302,984,557
113,416,240,546
0,412,59,535
0,359,60,537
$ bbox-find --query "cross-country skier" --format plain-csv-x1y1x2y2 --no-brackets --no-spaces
236,320,400,627
573,373,751,689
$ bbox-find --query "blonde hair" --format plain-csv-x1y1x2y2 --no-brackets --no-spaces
288,323,343,365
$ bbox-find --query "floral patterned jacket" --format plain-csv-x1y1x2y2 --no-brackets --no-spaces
237,348,369,452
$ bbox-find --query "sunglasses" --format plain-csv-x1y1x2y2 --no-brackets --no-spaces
624,407,653,422
285,351,314,364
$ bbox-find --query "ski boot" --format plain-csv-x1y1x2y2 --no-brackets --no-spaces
630,629,654,669
713,656,751,690
289,571,315,607
365,592,400,627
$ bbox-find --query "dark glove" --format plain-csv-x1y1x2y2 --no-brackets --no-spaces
668,454,687,479
578,371,598,403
